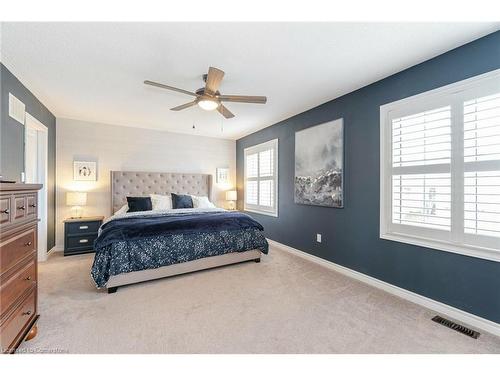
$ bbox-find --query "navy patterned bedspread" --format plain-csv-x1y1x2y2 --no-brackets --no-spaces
91,210,268,287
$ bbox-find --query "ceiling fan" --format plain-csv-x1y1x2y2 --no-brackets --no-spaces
144,67,267,119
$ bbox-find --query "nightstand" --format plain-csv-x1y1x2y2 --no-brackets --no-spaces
64,216,104,256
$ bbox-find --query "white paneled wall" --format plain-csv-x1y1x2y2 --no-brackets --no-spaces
55,118,235,249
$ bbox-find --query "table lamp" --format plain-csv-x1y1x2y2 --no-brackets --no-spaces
66,191,87,218
226,190,237,210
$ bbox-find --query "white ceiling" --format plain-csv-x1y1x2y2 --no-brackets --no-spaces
1,22,498,139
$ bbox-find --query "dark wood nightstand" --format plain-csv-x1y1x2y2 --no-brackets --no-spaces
64,216,104,256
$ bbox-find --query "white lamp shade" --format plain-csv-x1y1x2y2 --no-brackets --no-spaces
66,192,87,206
226,190,237,201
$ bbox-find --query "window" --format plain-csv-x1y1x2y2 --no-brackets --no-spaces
244,139,278,216
380,70,500,262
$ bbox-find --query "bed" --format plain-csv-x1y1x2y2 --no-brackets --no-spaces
90,171,268,293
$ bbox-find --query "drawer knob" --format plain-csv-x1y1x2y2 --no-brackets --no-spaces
79,239,89,243
24,241,33,247
1,208,9,214
18,205,25,210
25,276,32,281
23,310,32,316
29,203,37,208
79,225,89,230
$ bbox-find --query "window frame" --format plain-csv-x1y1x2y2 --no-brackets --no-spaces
380,69,500,263
244,138,279,217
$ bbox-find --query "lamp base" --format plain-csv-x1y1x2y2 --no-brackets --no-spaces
71,206,83,218
228,201,236,210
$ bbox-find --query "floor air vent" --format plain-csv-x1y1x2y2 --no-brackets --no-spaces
431,315,480,339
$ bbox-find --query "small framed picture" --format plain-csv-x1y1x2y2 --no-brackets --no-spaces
216,167,229,184
74,161,97,181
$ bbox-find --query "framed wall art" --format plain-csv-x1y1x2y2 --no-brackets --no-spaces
294,118,344,208
73,161,97,181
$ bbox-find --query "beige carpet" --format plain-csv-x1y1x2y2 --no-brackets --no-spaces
19,245,500,354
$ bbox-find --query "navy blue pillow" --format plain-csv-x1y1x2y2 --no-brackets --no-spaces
126,196,152,212
171,193,193,209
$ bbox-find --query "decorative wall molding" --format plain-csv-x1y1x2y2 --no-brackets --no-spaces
267,239,500,337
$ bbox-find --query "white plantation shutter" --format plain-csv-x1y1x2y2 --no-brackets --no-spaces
464,171,500,238
259,149,273,177
244,139,278,216
392,106,452,168
246,153,258,178
463,92,500,248
391,106,452,236
464,93,500,163
259,180,273,206
381,70,500,261
392,173,451,230
246,181,258,205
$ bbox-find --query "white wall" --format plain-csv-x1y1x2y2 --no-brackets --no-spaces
55,118,236,249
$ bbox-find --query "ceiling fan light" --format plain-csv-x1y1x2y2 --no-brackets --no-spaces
198,99,219,111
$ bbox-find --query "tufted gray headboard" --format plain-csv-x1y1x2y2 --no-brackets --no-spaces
110,171,213,214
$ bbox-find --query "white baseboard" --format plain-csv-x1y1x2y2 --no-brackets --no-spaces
39,245,61,262
267,239,500,337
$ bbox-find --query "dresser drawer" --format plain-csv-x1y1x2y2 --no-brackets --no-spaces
26,194,37,218
0,288,36,351
0,229,36,274
0,197,11,225
13,196,27,221
66,220,101,234
0,256,37,318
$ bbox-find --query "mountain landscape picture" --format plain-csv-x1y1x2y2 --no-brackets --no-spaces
295,119,344,208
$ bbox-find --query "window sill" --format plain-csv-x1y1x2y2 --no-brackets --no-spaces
380,232,500,263
243,208,278,217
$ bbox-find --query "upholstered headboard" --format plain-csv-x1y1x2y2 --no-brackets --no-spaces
110,171,213,214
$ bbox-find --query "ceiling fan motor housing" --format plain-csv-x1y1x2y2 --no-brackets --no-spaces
195,87,220,97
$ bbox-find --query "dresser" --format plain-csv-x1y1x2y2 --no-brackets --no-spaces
0,183,42,353
64,216,104,256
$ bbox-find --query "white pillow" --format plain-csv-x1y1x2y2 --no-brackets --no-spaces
115,204,129,215
191,195,216,209
150,194,172,210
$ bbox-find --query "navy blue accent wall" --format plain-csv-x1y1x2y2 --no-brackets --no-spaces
1,63,57,250
236,31,500,323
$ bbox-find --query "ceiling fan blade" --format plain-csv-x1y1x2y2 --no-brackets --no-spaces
205,67,225,95
144,80,197,97
217,95,267,104
217,104,235,119
170,101,198,111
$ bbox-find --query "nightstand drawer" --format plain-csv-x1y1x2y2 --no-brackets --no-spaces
66,234,97,250
66,221,101,234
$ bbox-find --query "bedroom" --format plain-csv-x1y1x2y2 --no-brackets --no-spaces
1,1,499,372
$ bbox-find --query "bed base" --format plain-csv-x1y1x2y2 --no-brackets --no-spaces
106,250,261,293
